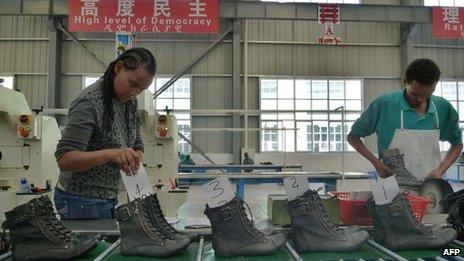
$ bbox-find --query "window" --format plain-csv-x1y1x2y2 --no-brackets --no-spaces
433,80,464,151
260,78,362,152
260,0,359,3
150,77,192,154
0,75,14,89
83,76,100,88
424,0,464,6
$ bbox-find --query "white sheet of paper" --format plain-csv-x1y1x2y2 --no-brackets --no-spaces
370,175,400,205
202,177,235,208
284,176,310,201
120,166,154,201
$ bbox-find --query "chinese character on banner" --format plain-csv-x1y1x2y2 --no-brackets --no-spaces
433,7,464,39
318,4,340,24
317,4,341,45
81,0,99,17
443,7,460,24
117,0,135,17
154,0,171,17
189,0,207,17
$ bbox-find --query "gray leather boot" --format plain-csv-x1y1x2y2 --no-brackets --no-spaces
144,194,197,242
380,148,422,187
2,196,99,260
373,192,456,250
286,189,370,253
116,198,190,257
447,196,464,238
204,197,287,257
365,197,386,244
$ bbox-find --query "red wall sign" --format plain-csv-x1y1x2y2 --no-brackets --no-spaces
317,4,341,45
432,7,464,39
69,0,218,33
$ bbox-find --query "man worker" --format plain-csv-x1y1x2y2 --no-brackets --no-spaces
348,58,462,181
242,152,255,173
183,154,195,165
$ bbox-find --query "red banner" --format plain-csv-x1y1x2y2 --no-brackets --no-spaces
68,0,218,33
432,7,464,39
317,4,341,45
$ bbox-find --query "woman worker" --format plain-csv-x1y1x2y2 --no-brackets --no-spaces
54,47,156,219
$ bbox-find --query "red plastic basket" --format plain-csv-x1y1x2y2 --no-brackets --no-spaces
329,192,429,226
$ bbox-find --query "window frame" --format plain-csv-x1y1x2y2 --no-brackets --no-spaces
433,79,464,151
259,77,363,153
153,75,193,154
0,75,14,90
424,0,464,7
82,75,101,89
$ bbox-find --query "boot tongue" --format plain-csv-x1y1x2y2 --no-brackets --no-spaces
309,189,343,234
235,199,264,237
302,188,318,198
139,198,167,239
146,195,176,235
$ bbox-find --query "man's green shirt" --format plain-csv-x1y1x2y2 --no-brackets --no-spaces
349,90,462,154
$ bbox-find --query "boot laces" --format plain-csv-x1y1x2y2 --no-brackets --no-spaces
312,188,343,233
140,199,167,239
144,195,177,238
401,191,430,233
38,199,73,243
237,200,264,237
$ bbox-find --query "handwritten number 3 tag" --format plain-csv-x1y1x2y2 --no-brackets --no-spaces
202,177,235,208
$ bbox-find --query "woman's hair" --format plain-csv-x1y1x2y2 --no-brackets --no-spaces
101,47,156,131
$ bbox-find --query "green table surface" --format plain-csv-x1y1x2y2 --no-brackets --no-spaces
10,240,460,261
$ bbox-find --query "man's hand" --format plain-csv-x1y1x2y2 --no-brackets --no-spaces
373,160,395,178
425,168,444,179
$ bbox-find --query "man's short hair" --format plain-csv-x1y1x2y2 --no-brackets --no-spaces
405,58,441,86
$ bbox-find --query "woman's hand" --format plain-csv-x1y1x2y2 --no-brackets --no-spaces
136,150,144,162
106,148,141,176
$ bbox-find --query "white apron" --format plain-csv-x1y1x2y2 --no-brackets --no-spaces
387,101,441,180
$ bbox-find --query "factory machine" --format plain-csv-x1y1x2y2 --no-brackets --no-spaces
0,87,61,218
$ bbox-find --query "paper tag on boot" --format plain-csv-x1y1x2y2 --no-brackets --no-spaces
370,175,400,205
120,166,154,201
202,177,235,208
284,176,310,201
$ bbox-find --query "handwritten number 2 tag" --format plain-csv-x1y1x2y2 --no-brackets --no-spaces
284,176,310,201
